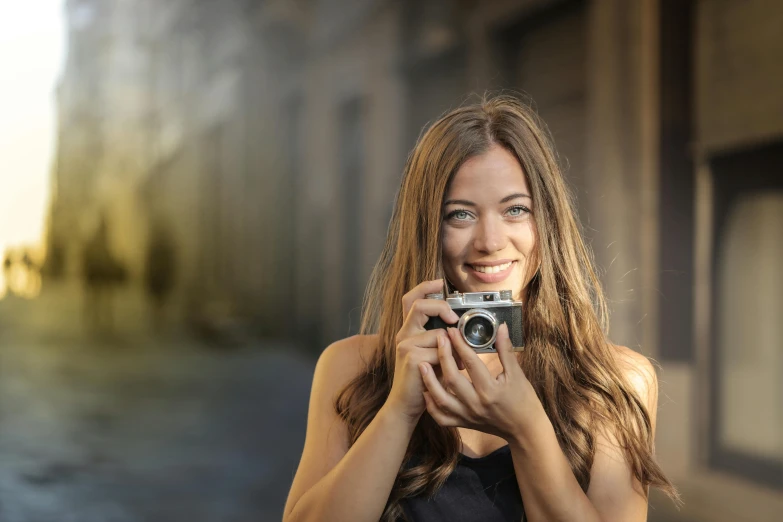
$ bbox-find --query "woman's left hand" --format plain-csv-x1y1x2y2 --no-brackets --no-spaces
418,323,543,442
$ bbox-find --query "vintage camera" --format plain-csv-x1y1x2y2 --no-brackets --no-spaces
423,290,524,352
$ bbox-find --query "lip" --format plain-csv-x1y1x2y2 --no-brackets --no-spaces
467,259,515,267
465,260,517,283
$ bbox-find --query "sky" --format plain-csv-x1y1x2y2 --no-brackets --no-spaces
0,0,66,294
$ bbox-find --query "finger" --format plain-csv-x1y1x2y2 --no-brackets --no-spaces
397,331,444,369
494,322,520,381
454,352,466,371
423,391,461,427
432,364,444,385
398,299,459,338
400,345,441,368
447,327,493,389
419,362,467,417
436,334,479,403
406,328,446,349
401,279,447,317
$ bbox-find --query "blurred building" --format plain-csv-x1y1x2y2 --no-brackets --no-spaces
48,0,782,519
50,0,151,280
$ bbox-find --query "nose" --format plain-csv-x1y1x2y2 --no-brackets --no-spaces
473,216,507,254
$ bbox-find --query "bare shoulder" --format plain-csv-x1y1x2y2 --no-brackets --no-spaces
588,346,660,519
283,334,381,518
316,334,380,391
610,344,658,412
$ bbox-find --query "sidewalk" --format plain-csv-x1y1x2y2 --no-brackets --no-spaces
0,279,316,521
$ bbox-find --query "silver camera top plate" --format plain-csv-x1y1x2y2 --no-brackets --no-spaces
425,290,521,309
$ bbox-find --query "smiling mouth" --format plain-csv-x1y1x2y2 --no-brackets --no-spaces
467,261,515,274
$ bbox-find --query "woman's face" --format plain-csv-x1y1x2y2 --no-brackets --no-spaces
441,144,538,301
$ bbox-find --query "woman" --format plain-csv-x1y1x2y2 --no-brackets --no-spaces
283,95,678,522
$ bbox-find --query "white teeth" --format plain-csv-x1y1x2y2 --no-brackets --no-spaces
471,262,513,273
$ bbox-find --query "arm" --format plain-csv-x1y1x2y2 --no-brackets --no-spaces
286,279,469,522
508,348,658,522
283,337,422,522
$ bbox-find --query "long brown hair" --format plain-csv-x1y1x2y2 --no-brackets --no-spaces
335,94,678,521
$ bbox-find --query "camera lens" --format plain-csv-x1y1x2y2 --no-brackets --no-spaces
465,316,494,346
457,309,498,349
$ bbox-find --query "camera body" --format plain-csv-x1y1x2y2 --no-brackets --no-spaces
423,290,524,353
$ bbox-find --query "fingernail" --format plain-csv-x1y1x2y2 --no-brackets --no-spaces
419,363,428,375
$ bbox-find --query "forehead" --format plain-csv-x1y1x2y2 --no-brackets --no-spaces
447,145,529,198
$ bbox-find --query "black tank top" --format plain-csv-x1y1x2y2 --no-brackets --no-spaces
399,445,526,521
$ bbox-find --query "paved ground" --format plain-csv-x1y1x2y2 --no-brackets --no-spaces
0,282,316,522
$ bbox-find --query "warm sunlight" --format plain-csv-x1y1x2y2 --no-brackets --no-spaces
0,0,65,298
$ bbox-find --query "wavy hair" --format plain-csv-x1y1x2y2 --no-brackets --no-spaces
334,94,678,521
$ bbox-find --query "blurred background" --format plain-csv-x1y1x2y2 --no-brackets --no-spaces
0,0,781,520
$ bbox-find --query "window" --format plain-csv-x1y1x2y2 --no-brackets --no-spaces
708,141,783,489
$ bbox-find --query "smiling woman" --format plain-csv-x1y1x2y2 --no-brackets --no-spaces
283,95,679,522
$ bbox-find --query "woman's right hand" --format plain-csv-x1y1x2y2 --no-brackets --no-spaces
385,279,461,423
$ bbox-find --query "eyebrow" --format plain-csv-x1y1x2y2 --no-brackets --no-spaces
443,193,532,207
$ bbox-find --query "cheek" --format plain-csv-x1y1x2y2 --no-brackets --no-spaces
441,229,471,267
512,223,537,257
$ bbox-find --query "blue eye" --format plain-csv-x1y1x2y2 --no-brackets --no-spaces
446,209,472,221
507,205,530,217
